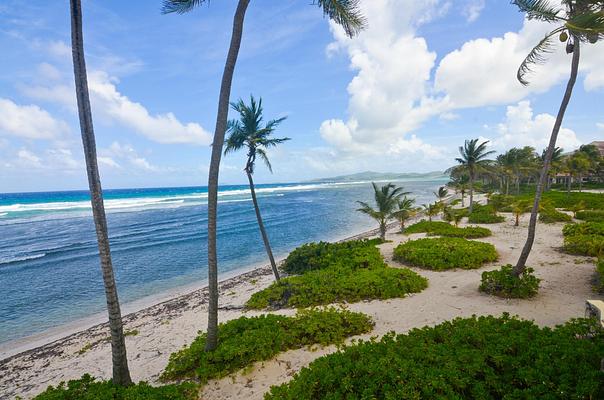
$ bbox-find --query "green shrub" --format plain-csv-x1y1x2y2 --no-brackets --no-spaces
34,374,197,400
468,205,505,224
539,207,573,223
596,258,604,293
576,210,604,222
161,308,373,383
563,234,604,257
404,220,491,238
393,237,498,270
563,222,604,237
266,315,604,400
246,265,428,309
479,264,540,298
281,239,383,275
518,191,604,210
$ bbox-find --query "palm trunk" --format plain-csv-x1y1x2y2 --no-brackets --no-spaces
205,0,250,352
567,175,572,194
515,213,520,227
70,0,132,386
379,222,386,241
461,192,465,207
468,172,475,213
246,170,280,281
579,175,583,192
513,40,580,276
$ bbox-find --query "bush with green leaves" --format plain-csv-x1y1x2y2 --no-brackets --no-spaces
281,239,384,275
266,315,604,400
596,258,604,293
512,191,604,211
161,308,373,383
246,264,427,309
538,207,573,223
576,210,604,222
393,237,498,270
563,234,604,257
404,220,491,238
467,204,505,224
563,222,604,237
479,264,540,298
33,374,197,400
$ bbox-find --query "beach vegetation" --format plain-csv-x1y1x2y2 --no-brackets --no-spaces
479,264,540,298
538,207,572,223
161,308,373,383
563,222,604,237
356,183,408,240
403,220,491,238
511,200,531,226
448,174,470,207
69,0,132,385
576,210,604,222
33,374,197,400
224,95,289,282
265,315,604,399
450,139,495,213
467,204,505,224
596,258,604,292
392,196,417,231
563,234,604,257
393,237,498,270
162,0,366,352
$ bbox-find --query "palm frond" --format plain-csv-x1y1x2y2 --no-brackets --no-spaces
512,0,563,22
314,0,366,38
256,148,273,173
566,10,604,41
161,0,207,14
517,30,559,85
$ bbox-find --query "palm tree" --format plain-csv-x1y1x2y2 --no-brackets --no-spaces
224,96,289,282
422,203,440,223
568,152,592,192
162,0,365,351
512,0,604,276
511,200,531,227
455,139,495,213
393,196,416,231
357,183,405,241
69,0,131,386
541,146,564,190
449,174,470,207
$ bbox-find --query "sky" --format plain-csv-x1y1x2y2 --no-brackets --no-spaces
0,0,602,193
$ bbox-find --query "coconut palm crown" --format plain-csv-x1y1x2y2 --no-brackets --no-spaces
357,183,406,240
455,139,495,212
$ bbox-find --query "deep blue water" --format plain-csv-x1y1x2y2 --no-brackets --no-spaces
0,179,444,343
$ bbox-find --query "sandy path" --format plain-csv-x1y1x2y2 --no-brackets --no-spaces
1,209,601,399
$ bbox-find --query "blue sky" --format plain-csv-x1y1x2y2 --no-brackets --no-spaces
0,0,602,192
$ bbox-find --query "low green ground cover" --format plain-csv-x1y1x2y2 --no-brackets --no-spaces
479,264,540,298
404,220,491,238
393,237,498,270
265,315,604,400
576,210,604,222
596,258,604,293
247,240,428,309
468,205,505,224
161,308,373,383
33,375,197,400
538,208,572,223
563,222,604,237
563,222,604,256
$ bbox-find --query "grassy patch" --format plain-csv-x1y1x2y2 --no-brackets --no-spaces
393,237,498,270
597,258,604,293
563,222,604,237
247,239,427,309
404,220,491,238
33,374,197,400
576,210,604,222
468,205,505,224
538,208,572,223
479,264,540,298
266,315,604,400
160,308,373,383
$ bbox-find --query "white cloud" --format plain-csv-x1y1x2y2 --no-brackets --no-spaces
16,149,42,168
435,8,604,108
101,142,162,172
22,70,212,145
98,156,121,169
0,98,69,140
47,40,71,58
37,62,62,81
597,123,604,131
488,101,581,152
463,0,485,22
320,0,448,158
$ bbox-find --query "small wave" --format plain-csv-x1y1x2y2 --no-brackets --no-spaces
0,253,46,265
0,212,7,217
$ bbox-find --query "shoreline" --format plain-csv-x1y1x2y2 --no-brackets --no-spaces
0,221,384,362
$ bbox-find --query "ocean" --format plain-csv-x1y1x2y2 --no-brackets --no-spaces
0,179,445,344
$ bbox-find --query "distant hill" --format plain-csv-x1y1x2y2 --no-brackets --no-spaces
309,171,448,183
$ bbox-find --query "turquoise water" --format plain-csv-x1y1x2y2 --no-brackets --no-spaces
0,179,444,343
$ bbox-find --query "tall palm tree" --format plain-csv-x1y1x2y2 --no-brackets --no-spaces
422,203,440,223
541,146,563,190
69,0,131,386
392,195,416,231
162,0,365,351
224,96,289,282
357,183,405,241
512,0,604,276
448,174,470,207
455,139,495,213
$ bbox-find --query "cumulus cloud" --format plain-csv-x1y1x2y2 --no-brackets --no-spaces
11,147,80,171
100,141,163,172
0,98,69,140
488,101,581,152
463,0,485,22
22,68,212,145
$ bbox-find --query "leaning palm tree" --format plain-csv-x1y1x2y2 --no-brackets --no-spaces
512,0,604,277
392,196,416,231
455,139,495,213
422,203,440,223
224,96,288,282
70,0,131,386
162,0,365,351
357,183,405,241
